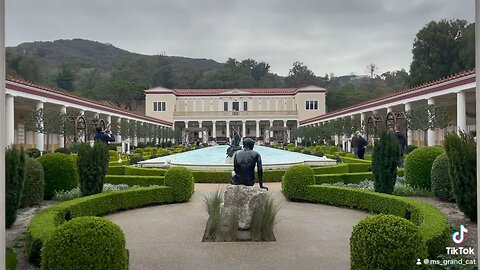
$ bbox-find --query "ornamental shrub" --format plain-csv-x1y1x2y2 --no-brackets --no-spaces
444,132,477,221
405,147,444,190
54,147,71,155
372,131,399,194
38,153,78,199
109,150,119,161
6,146,26,228
134,148,144,155
350,214,427,270
77,142,109,196
20,158,45,207
431,153,453,201
406,145,418,154
328,146,338,155
282,165,314,200
164,166,194,202
41,216,128,270
26,148,41,158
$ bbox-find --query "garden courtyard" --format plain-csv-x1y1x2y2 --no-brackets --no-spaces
5,137,479,270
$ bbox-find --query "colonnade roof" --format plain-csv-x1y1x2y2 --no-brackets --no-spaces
300,69,476,126
145,85,326,96
5,77,173,127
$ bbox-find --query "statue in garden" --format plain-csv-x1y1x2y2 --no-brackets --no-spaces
231,138,268,190
226,128,243,157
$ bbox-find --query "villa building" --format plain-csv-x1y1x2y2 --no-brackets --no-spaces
144,86,326,144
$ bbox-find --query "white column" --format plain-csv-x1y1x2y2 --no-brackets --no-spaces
456,91,467,132
269,120,274,139
58,105,67,148
360,113,366,132
0,0,5,261
5,94,14,146
35,101,44,151
283,120,287,127
133,121,138,147
405,103,413,145
427,98,436,146
116,118,122,143
255,120,260,138
212,121,217,139
387,107,393,113
226,121,230,139
171,123,176,144
242,120,246,137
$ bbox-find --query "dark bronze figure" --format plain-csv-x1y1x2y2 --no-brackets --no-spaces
232,138,268,190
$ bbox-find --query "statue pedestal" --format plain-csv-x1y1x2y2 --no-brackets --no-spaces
221,185,268,230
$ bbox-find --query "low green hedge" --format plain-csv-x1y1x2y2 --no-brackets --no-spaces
26,186,174,265
282,165,315,200
107,165,125,175
125,166,167,176
325,154,371,164
304,185,449,257
191,169,286,183
312,164,349,174
105,175,165,186
315,172,373,184
165,167,194,202
347,163,371,173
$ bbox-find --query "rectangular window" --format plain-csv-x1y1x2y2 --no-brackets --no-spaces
233,102,239,111
314,101,318,110
305,101,309,110
243,101,248,111
305,100,318,110
224,102,228,111
153,101,166,112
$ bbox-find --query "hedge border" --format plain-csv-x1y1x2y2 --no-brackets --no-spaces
26,186,174,265
304,185,450,257
105,175,165,186
315,172,373,184
124,166,167,176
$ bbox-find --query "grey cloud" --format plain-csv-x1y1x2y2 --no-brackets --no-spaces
6,0,474,76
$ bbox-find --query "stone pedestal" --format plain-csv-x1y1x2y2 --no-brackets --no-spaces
221,185,268,230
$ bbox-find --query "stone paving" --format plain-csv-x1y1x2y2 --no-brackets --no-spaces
107,183,369,270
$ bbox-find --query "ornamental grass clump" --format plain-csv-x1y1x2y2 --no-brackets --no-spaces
250,195,279,241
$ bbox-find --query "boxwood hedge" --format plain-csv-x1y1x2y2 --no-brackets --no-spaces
125,166,167,176
405,147,444,190
315,172,373,185
38,153,79,200
105,175,165,186
107,165,125,175
312,164,349,174
165,167,194,202
26,186,174,265
304,185,449,257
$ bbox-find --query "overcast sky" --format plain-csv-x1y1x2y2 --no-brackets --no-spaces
6,0,475,77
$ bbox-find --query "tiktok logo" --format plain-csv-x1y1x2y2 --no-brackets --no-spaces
452,224,468,244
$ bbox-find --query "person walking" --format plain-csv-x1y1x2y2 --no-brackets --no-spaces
356,133,368,159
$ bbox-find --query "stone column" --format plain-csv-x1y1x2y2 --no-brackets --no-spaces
427,98,436,146
242,120,246,137
58,105,67,148
456,91,467,132
360,113,365,132
171,123,175,144
212,121,217,139
269,120,274,141
35,101,44,152
387,107,393,113
255,120,260,139
185,121,189,144
116,118,122,145
5,94,14,146
226,121,230,141
404,103,413,145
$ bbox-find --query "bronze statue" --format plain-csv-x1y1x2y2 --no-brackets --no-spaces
232,138,268,190
226,128,242,157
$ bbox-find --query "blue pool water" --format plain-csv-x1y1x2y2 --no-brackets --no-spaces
139,145,334,168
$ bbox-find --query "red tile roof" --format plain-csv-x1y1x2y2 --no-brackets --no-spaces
6,76,172,126
300,69,476,125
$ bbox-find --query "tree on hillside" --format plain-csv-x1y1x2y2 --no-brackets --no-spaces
93,81,147,111
380,69,409,92
285,62,319,87
6,52,43,82
366,63,378,79
56,64,76,91
409,19,474,86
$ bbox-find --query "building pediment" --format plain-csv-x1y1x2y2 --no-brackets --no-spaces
220,89,251,95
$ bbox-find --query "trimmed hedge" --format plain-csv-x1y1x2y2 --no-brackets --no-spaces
164,167,194,202
109,150,119,162
304,185,449,257
315,172,373,184
325,154,372,164
312,164,349,174
125,166,167,176
21,158,45,207
431,153,453,201
42,216,128,270
38,153,78,200
105,175,165,186
107,165,126,175
350,214,427,270
26,186,174,265
347,163,371,173
282,165,315,200
405,147,444,190
191,169,286,183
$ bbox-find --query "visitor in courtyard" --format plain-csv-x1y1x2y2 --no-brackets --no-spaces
393,125,407,167
351,131,359,157
356,133,368,159
94,126,115,145
232,138,268,190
